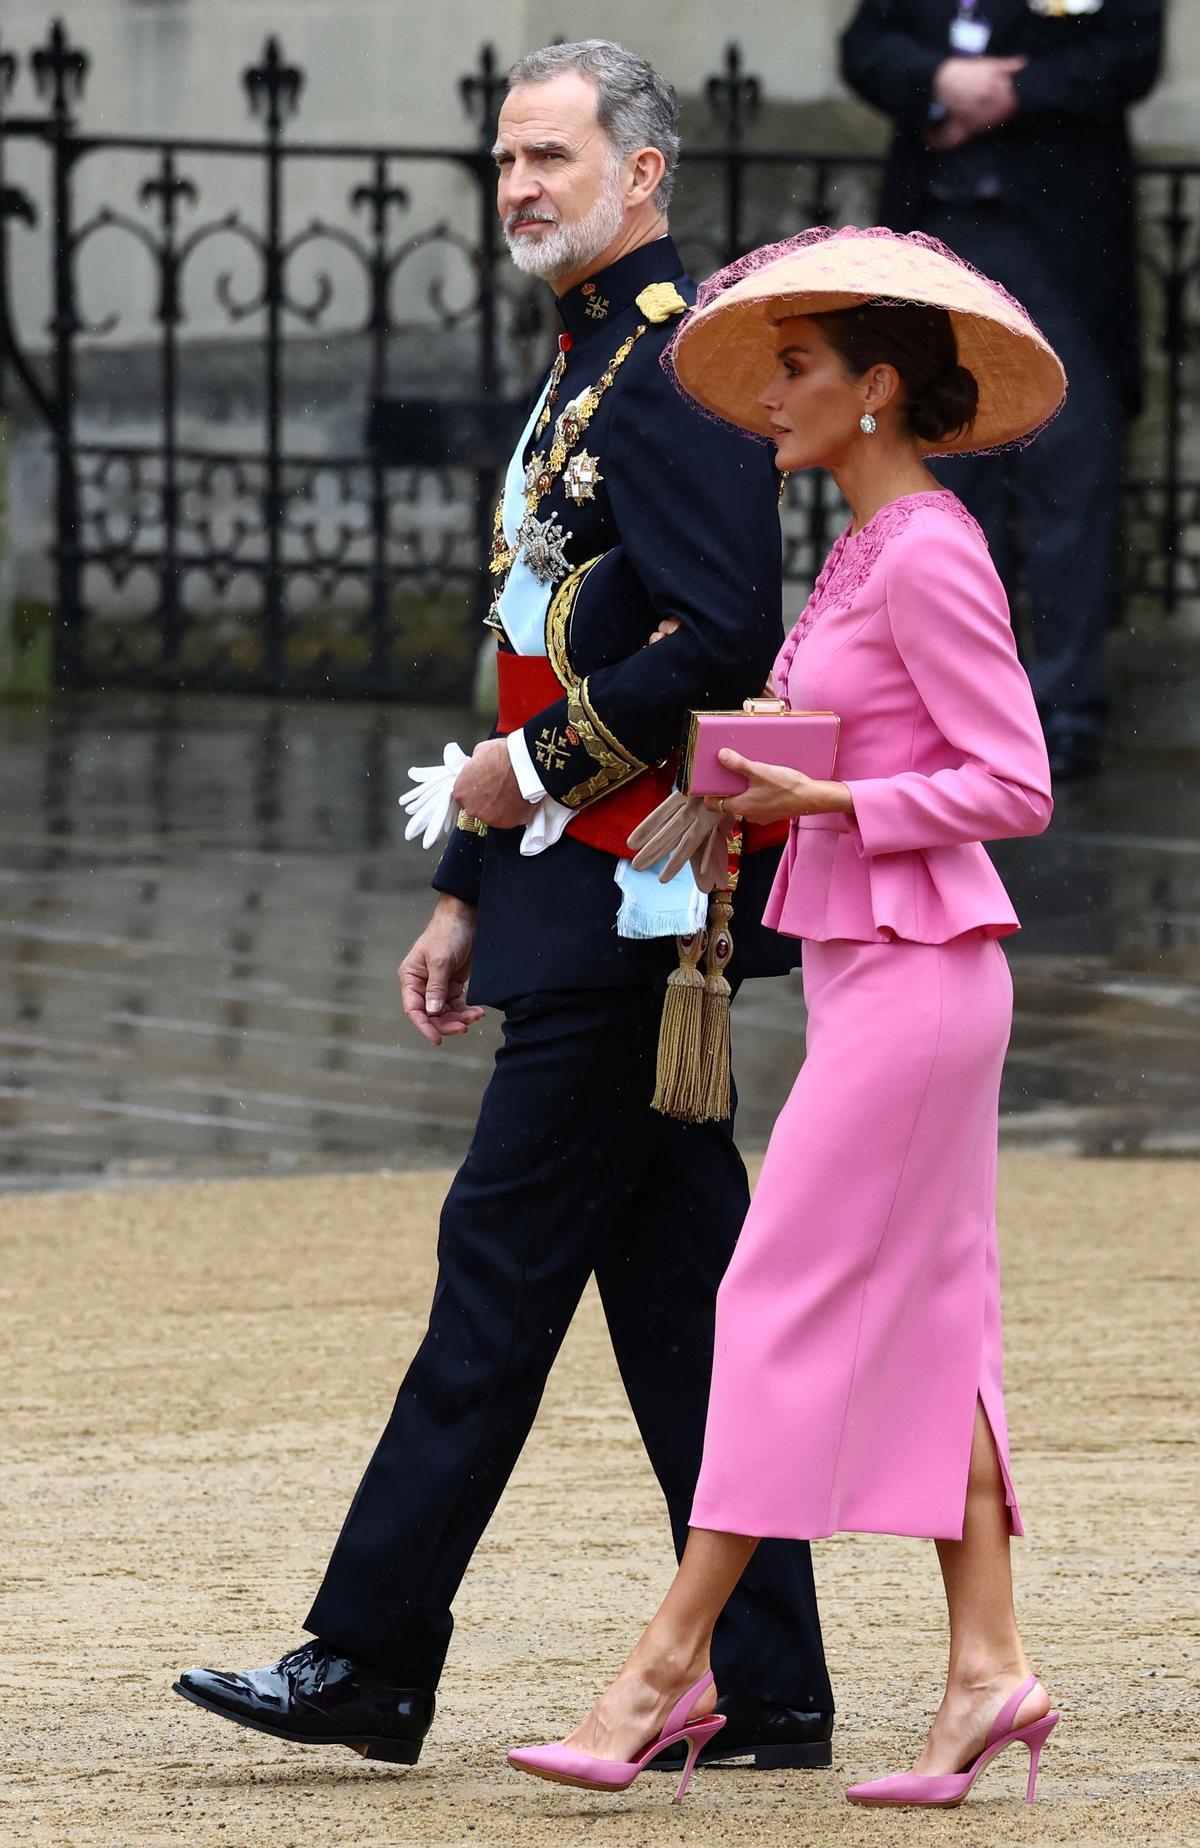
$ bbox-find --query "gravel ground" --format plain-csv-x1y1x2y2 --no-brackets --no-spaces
3,1156,1197,1846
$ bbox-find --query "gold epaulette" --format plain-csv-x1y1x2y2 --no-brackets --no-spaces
636,282,688,324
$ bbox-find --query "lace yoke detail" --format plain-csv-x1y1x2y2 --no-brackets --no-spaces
775,491,986,691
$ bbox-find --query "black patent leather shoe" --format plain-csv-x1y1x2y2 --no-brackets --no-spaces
172,1639,434,1764
649,1695,834,1771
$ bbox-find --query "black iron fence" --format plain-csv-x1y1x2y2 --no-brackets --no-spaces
0,23,1197,697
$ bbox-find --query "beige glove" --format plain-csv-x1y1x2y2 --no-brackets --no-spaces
627,791,733,891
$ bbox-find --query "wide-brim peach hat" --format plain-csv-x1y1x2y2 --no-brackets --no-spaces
670,225,1067,454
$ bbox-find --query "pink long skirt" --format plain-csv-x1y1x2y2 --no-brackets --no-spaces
691,934,1023,1543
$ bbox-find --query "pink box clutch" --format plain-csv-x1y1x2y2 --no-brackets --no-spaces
682,702,841,797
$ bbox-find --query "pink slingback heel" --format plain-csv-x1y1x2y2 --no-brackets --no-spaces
507,1670,725,1804
845,1674,1060,1808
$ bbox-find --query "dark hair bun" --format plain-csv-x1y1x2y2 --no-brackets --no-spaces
907,364,979,444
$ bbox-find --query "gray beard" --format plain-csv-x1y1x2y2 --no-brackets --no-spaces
504,174,627,284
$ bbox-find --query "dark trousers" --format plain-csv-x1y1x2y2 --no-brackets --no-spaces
305,984,832,1709
925,202,1124,744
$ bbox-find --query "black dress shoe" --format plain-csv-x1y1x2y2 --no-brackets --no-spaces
649,1695,834,1772
172,1639,434,1764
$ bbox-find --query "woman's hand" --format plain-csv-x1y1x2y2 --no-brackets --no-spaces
705,747,855,825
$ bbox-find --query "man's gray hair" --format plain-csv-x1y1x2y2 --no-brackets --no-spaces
507,40,681,212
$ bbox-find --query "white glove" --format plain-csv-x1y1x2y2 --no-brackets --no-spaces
398,741,470,848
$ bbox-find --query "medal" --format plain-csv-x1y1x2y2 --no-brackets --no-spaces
563,449,603,505
488,326,646,615
518,511,573,585
523,450,552,499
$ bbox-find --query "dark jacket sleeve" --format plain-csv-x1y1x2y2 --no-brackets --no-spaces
840,0,944,128
1014,1,1163,122
519,356,784,810
432,814,486,905
432,720,499,904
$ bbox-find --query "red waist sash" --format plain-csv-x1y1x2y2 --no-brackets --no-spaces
496,652,786,861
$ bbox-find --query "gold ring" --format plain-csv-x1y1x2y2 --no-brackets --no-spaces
716,796,726,815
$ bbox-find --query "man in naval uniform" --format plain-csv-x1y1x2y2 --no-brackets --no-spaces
175,40,833,1773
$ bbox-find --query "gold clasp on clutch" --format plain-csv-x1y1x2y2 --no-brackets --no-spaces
742,697,788,714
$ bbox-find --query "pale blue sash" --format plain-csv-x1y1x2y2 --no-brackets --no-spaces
496,367,704,941
494,372,556,656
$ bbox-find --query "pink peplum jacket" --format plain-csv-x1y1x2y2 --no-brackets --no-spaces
764,492,1053,945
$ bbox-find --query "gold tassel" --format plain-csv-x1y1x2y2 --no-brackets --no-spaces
651,928,708,1121
652,828,743,1125
699,887,735,1123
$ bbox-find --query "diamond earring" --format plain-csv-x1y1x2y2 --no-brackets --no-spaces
859,411,877,436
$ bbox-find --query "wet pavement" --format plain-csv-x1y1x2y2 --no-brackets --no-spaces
2,692,1198,1190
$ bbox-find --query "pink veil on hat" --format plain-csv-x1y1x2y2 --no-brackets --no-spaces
664,224,1067,456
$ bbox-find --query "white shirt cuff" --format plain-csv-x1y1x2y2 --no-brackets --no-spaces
506,727,548,802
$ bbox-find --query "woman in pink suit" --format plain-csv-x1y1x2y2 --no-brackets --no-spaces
507,227,1065,1810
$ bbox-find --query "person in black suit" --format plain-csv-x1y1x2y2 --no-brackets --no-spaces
841,0,1163,778
173,40,833,1774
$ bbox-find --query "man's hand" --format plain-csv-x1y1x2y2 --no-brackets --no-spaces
930,55,1025,147
451,737,539,830
399,894,486,1046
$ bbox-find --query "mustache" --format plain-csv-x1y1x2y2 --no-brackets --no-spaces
505,209,559,231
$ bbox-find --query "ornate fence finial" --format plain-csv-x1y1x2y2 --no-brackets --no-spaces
31,18,90,121
243,37,304,135
460,44,506,151
140,168,199,226
0,185,37,234
351,173,410,239
705,42,761,138
0,40,34,249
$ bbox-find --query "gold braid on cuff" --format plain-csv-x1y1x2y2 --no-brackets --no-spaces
545,554,602,691
562,678,647,809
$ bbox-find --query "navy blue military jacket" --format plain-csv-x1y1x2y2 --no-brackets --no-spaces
840,0,1163,415
434,234,796,1005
